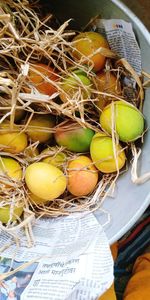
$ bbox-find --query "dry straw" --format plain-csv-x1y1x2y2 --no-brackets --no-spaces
0,0,149,277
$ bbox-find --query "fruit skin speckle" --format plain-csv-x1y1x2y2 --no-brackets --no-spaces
100,101,144,142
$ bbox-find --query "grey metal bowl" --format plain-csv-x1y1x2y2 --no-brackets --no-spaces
47,0,150,243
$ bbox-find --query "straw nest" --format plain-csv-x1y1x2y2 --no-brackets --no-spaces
0,0,149,248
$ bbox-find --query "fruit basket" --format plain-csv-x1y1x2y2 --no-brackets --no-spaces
54,0,150,243
0,0,150,244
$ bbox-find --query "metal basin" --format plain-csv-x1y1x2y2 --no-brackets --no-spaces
46,0,150,243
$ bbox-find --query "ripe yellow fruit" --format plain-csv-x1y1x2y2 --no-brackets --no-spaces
90,132,126,173
0,121,28,154
0,157,22,182
25,162,67,200
0,204,23,224
29,193,48,205
26,114,55,143
0,132,27,154
41,147,66,170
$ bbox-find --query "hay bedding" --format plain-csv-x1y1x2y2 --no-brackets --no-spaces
0,0,149,254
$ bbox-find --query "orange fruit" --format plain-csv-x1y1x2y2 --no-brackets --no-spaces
72,32,109,72
67,155,98,196
28,63,58,96
96,71,121,110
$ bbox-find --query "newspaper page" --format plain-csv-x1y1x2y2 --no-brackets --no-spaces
92,19,141,75
0,212,114,300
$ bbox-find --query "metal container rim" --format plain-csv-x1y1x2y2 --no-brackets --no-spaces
112,0,150,44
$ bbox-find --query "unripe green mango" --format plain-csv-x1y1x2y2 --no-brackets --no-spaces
54,121,95,152
100,101,144,142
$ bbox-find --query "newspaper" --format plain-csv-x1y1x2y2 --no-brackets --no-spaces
0,213,114,300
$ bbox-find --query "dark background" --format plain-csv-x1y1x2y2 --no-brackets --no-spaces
39,0,150,31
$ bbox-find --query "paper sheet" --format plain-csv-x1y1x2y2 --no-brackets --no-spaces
0,213,113,300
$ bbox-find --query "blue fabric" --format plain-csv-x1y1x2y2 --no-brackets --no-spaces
114,205,150,300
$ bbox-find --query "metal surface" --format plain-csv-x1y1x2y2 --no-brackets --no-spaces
45,0,150,243
112,0,150,43
122,0,150,31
